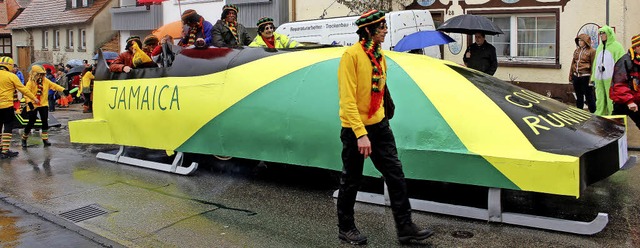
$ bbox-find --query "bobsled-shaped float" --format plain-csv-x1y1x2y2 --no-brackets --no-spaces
70,45,634,234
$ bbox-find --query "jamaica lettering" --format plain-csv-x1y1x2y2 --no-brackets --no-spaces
109,85,180,110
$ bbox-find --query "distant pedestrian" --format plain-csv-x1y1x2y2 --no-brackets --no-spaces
78,65,94,113
336,9,434,245
0,57,38,158
570,33,597,113
22,65,65,148
463,32,498,75
592,25,625,116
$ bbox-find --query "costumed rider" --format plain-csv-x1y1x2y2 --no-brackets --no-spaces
109,36,156,73
610,34,640,129
22,65,64,148
178,9,213,48
249,17,300,49
212,4,252,48
0,57,38,158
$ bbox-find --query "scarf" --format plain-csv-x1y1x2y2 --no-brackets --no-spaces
263,36,275,48
226,21,239,43
360,38,385,118
35,77,43,103
185,17,203,47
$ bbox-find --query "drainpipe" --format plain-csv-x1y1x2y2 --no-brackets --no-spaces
291,0,296,21
606,0,609,25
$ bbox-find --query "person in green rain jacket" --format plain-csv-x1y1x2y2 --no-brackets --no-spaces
592,25,625,116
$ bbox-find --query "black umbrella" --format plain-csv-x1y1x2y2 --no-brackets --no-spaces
437,14,504,35
66,65,85,77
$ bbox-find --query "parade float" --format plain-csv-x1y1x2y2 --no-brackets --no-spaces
69,45,635,235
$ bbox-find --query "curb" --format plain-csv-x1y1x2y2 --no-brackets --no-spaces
0,193,126,248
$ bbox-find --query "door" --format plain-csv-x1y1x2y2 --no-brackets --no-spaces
17,46,32,74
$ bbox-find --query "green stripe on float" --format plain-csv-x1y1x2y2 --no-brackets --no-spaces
178,56,518,190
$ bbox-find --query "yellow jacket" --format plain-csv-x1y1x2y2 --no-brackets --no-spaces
78,71,95,96
338,43,387,138
249,33,300,48
0,70,37,109
25,76,65,108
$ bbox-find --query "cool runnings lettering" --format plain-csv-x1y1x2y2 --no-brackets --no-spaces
505,89,591,135
108,85,180,110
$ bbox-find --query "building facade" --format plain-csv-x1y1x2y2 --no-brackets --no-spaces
291,0,640,102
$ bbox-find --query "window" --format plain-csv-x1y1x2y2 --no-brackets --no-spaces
0,37,12,57
42,30,49,49
479,11,558,66
79,29,86,50
53,30,60,50
67,0,93,9
67,30,74,49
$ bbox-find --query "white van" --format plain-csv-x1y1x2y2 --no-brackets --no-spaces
276,10,440,58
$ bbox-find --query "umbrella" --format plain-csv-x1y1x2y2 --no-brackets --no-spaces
393,30,455,52
66,59,84,67
437,14,504,35
93,51,118,60
152,20,185,40
66,65,85,77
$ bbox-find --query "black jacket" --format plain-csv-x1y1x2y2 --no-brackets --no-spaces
463,42,498,75
212,20,252,48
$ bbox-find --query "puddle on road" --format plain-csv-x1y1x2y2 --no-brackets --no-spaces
0,209,23,248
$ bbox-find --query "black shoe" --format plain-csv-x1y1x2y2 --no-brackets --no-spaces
42,140,52,147
0,150,18,159
339,227,367,245
397,223,434,244
21,139,27,148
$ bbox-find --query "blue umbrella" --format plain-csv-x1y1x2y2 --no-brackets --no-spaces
93,51,118,60
66,59,84,67
393,30,455,52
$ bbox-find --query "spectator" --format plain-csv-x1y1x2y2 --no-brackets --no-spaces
610,34,640,128
569,33,597,113
0,57,38,158
249,17,300,49
336,9,433,245
212,4,252,48
55,67,69,108
45,68,57,112
178,9,213,48
12,64,24,85
21,65,65,148
592,25,626,116
463,32,498,75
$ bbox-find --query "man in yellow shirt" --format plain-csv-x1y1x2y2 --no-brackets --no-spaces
336,10,433,245
0,57,38,158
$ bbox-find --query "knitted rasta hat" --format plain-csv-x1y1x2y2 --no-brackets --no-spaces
181,9,201,23
355,10,385,28
125,36,141,50
632,34,640,48
143,34,159,46
257,17,274,28
223,4,238,13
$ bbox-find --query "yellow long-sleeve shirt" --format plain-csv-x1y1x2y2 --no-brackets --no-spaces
0,70,37,109
25,77,65,108
78,71,94,95
338,43,387,138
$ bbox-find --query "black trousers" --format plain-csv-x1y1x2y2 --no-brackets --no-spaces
0,107,14,133
337,118,412,230
613,103,640,129
24,106,49,135
572,75,596,113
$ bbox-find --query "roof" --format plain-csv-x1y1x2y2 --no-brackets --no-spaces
7,0,112,29
16,0,32,7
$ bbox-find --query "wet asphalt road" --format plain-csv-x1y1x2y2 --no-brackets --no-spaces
0,195,101,247
0,106,639,247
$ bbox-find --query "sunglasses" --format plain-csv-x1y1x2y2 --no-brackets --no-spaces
264,26,275,31
599,31,606,35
